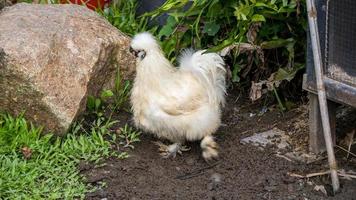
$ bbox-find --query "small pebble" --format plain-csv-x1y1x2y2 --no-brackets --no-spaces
211,173,222,183
264,185,277,192
185,158,195,165
207,173,223,191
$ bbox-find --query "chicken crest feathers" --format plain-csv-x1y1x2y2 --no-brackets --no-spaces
131,32,160,51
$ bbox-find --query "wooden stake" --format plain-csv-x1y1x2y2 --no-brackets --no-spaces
306,0,340,193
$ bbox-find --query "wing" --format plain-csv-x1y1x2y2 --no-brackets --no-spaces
158,72,207,116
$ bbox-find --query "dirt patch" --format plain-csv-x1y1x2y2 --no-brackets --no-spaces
84,93,356,200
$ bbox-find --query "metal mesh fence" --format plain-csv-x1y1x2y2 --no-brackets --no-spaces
326,0,356,86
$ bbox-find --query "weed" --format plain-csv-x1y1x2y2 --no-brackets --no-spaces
0,113,119,199
97,0,155,36
86,68,131,118
117,124,141,149
117,151,129,159
86,94,105,117
111,68,131,112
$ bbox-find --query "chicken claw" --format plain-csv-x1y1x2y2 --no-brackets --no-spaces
153,141,190,158
201,136,219,162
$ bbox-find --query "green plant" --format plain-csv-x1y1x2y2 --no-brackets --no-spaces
100,0,306,107
111,69,132,112
0,113,119,199
148,1,304,65
117,124,141,149
97,0,156,36
117,151,129,159
86,68,131,117
86,90,112,117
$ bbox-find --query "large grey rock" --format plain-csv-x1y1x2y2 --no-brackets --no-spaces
0,3,135,135
0,0,12,11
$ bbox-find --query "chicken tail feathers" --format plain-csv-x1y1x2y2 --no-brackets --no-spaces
178,49,227,106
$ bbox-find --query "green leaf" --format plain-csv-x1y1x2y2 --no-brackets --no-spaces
251,14,266,22
87,96,95,110
260,38,295,49
255,2,278,11
232,65,241,83
158,25,174,39
95,99,101,110
255,2,268,7
203,22,220,36
166,15,177,27
100,90,114,99
234,5,252,20
275,64,305,82
207,1,222,18
288,0,297,9
282,0,288,7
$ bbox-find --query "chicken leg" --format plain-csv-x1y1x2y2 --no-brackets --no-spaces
153,141,190,158
201,135,219,161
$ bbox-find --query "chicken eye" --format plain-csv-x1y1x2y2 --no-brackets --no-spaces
137,50,146,60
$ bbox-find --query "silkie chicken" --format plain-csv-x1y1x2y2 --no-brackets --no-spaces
129,32,227,161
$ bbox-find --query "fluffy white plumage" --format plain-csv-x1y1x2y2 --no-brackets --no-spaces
129,32,226,161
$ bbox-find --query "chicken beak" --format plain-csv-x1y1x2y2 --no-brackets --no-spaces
129,46,135,54
129,47,146,60
129,46,140,58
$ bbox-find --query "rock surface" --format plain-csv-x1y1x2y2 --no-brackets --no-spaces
0,3,135,135
0,0,12,10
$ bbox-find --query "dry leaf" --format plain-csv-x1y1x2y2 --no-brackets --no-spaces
21,146,32,159
314,185,327,196
346,130,355,158
249,81,264,101
339,129,355,159
219,43,257,57
247,22,261,44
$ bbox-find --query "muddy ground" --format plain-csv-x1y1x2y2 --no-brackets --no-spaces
83,92,356,200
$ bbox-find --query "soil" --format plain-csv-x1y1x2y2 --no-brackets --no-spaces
83,92,356,200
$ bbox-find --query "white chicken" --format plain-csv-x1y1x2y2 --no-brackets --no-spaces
129,32,227,161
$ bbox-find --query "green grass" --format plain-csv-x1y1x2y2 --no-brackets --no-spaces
118,124,141,149
0,113,135,199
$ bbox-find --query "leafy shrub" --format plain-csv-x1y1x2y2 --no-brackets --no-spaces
100,0,307,105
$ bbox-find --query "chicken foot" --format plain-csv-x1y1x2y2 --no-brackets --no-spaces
201,135,219,161
153,141,191,158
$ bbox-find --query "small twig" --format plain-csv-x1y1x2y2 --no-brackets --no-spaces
288,171,330,178
306,155,328,164
306,171,331,178
288,170,356,179
275,154,294,163
175,171,205,180
287,172,305,178
344,170,356,175
239,130,252,136
338,171,356,179
262,152,276,162
175,161,220,180
335,145,356,158
346,130,355,158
